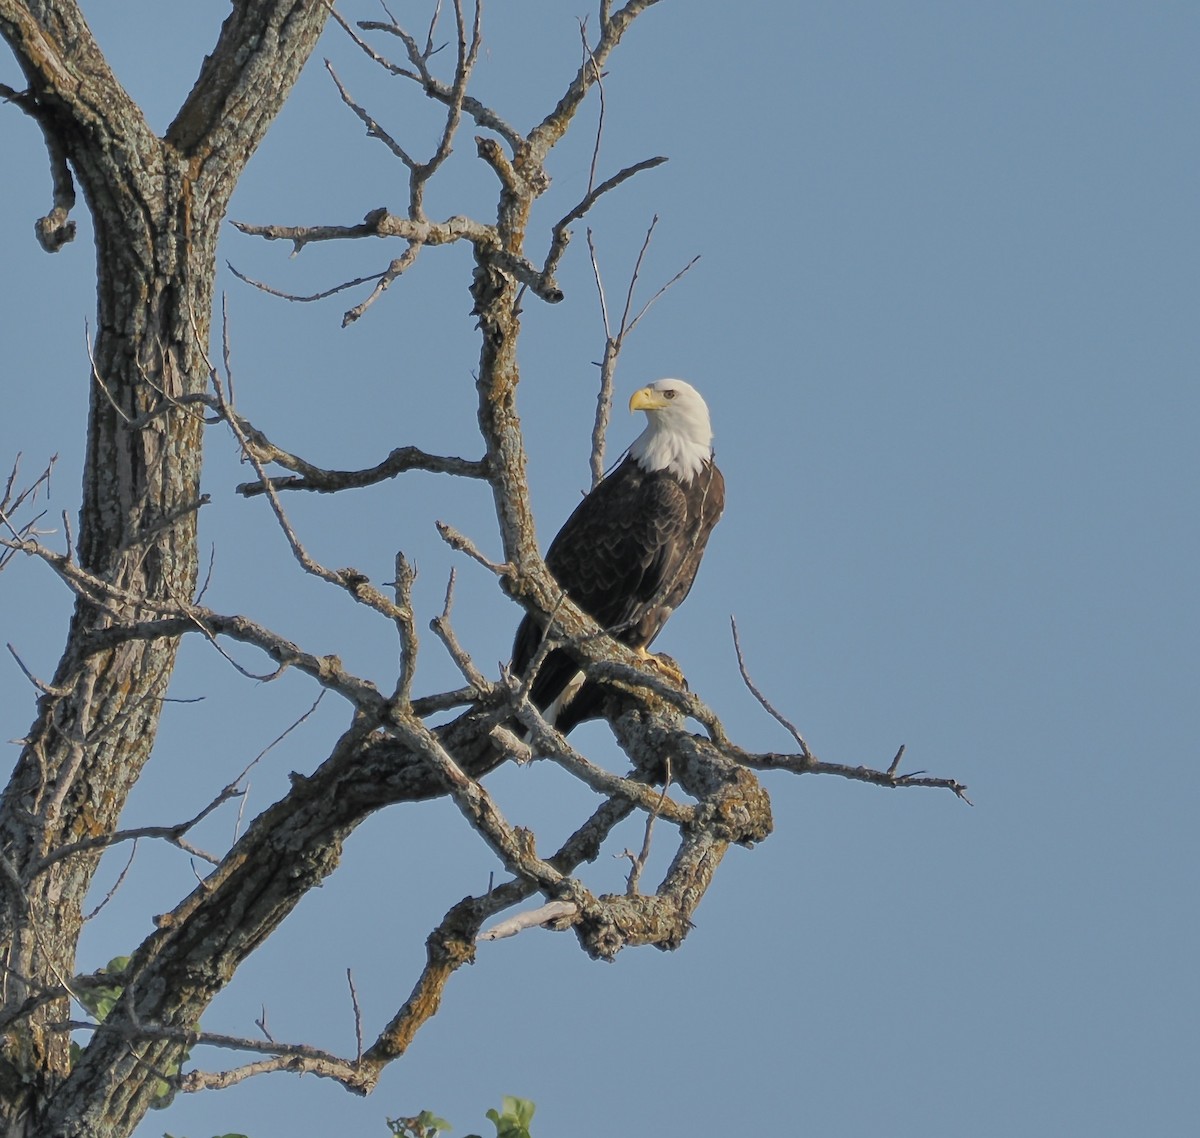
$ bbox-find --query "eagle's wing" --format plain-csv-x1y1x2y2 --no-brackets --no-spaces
508,376,724,733
512,459,716,722
545,466,692,640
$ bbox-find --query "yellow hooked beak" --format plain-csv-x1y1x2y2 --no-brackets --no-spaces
629,386,668,412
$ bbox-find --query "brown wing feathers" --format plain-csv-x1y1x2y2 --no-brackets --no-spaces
511,454,723,730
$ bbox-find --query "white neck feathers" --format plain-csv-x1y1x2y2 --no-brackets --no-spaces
628,379,714,482
630,424,711,482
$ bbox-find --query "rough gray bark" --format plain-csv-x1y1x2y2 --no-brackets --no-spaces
0,2,330,1134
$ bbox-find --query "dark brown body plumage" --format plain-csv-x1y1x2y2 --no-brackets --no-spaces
512,453,724,733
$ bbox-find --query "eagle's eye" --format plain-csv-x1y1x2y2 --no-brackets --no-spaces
663,389,676,399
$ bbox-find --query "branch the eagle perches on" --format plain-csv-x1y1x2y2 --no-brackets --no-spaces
0,0,967,1108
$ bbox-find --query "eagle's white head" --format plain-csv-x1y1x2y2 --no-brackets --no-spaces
628,379,713,483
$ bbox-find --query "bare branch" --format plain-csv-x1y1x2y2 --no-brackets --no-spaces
230,417,487,497
391,711,579,895
411,685,481,716
581,18,605,197
340,244,424,326
232,208,561,316
0,453,57,572
541,155,668,295
422,0,444,59
584,218,698,483
325,59,418,169
347,969,363,1065
363,792,642,1069
527,0,665,164
619,757,671,895
232,209,495,256
505,682,694,827
0,530,388,712
392,553,420,704
55,1017,365,1090
429,569,495,694
413,0,483,208
227,261,387,304
0,82,78,251
738,749,972,803
336,7,523,148
205,352,411,626
435,522,513,578
730,616,812,759
617,214,658,334
32,776,247,874
624,251,700,337
477,900,578,941
587,232,617,487
83,841,139,922
586,228,612,341
6,643,70,698
243,692,328,775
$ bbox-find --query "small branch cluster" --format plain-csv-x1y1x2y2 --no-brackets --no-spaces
585,218,700,484
0,453,57,572
231,0,671,325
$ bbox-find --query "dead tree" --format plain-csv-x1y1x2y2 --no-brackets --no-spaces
0,3,966,1136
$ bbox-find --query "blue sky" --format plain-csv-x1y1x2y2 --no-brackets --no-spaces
2,3,1198,1136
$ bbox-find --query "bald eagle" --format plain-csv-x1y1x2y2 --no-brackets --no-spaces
512,379,724,734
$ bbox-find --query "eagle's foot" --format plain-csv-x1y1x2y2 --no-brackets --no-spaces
636,648,688,689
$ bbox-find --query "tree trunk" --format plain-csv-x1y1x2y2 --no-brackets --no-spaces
0,3,329,1133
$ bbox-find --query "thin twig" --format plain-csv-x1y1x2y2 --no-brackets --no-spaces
619,757,671,895
335,6,522,147
0,455,57,572
242,692,327,778
435,522,513,577
347,969,363,1064
625,252,700,337
542,156,667,295
6,644,70,697
393,552,419,704
83,840,138,921
227,262,387,304
738,748,973,804
731,616,812,759
429,569,494,694
586,228,612,339
255,1005,274,1043
581,18,604,198
33,779,244,873
327,59,417,167
203,328,411,625
584,217,696,484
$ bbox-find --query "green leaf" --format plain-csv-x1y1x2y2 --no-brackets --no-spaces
485,1097,535,1138
508,1098,535,1129
149,1047,189,1110
77,956,133,1022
